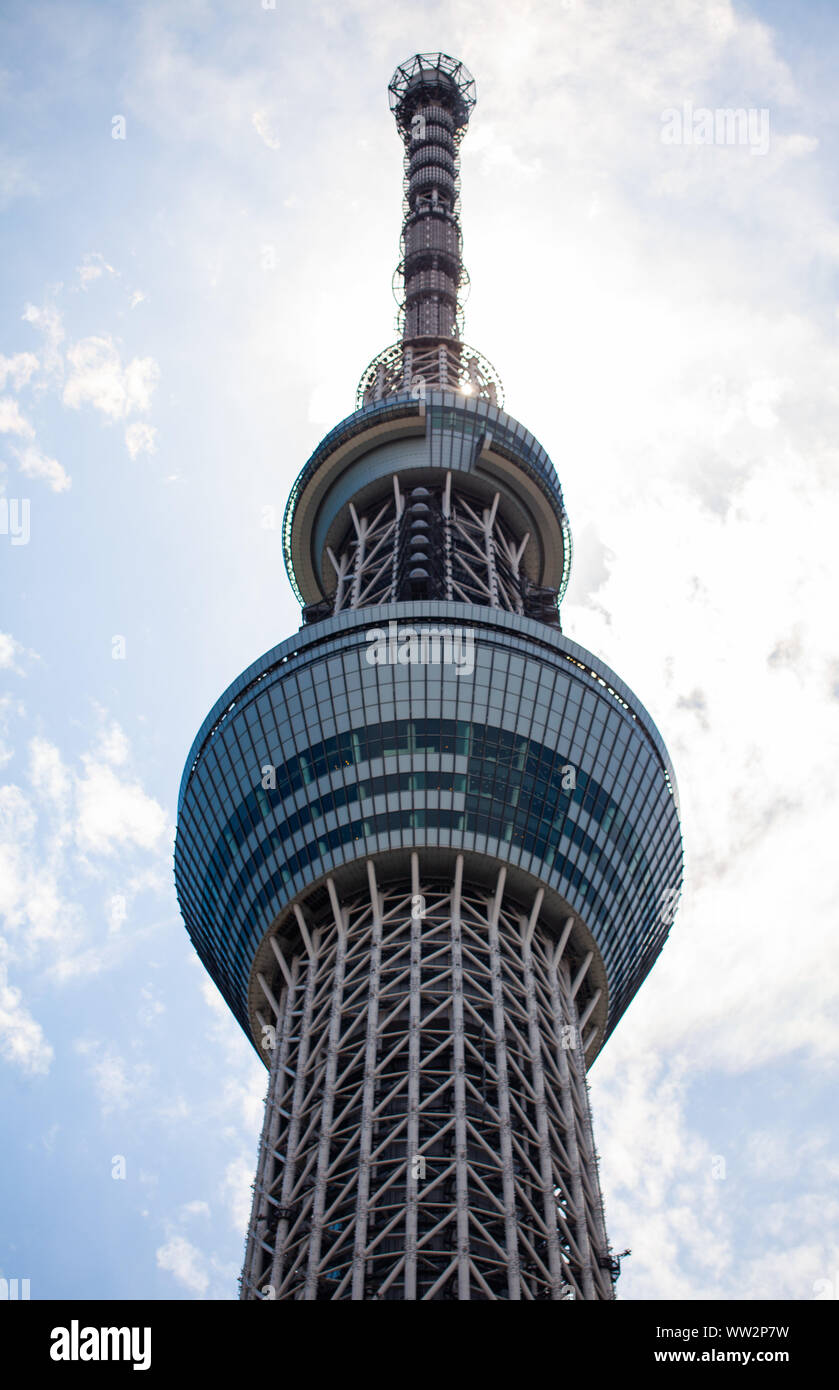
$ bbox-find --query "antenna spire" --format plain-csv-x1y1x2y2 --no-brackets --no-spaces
357,52,503,409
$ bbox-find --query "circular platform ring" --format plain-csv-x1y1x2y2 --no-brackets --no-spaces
389,53,477,133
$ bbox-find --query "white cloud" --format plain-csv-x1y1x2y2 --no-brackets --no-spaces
0,959,53,1075
0,633,22,673
28,737,71,806
0,785,38,927
778,132,819,157
251,109,282,150
21,302,64,376
105,892,127,934
94,719,130,767
0,396,34,436
594,1045,839,1299
223,1155,254,1232
76,252,115,289
181,1200,210,1219
0,697,24,770
63,335,159,420
593,1050,735,1298
75,760,168,856
200,978,228,1017
308,381,348,425
0,353,38,391
156,1235,210,1296
74,1037,152,1113
125,421,158,459
220,1064,266,1136
0,715,169,994
0,148,37,208
138,984,165,1026
15,445,70,493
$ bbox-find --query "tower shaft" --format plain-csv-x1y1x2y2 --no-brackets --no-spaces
241,859,612,1301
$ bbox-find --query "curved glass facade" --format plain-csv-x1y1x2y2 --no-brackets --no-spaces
175,602,682,1048
282,391,574,607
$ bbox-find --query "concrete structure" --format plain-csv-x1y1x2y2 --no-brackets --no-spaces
174,52,683,1300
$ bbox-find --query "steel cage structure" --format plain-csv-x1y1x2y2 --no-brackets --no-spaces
241,856,613,1302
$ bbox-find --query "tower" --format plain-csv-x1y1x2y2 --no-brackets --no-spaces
174,53,683,1300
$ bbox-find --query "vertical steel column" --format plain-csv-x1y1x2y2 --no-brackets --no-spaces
391,477,403,599
442,472,454,601
485,866,521,1299
483,493,500,609
349,504,366,610
509,533,529,616
548,933,597,1300
241,967,289,1298
351,861,384,1299
449,853,471,1299
519,895,564,1299
326,546,349,614
404,852,423,1299
269,912,320,1292
558,954,612,1300
304,881,347,1298
437,343,449,385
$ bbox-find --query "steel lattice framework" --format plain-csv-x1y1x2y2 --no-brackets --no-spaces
357,340,503,410
325,473,555,623
241,856,613,1301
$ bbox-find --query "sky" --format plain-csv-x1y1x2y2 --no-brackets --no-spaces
1,0,838,1301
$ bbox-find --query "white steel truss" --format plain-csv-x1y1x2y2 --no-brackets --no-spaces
357,341,503,410
328,474,531,616
240,856,613,1301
